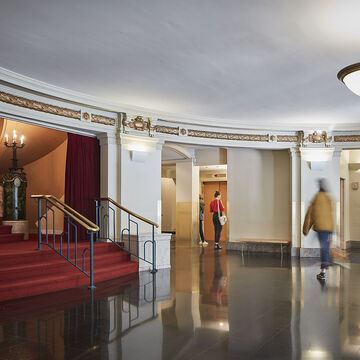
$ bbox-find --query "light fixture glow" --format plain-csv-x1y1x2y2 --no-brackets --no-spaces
300,148,334,162
338,63,360,96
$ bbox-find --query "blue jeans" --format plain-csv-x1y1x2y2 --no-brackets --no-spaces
317,231,331,269
199,220,205,242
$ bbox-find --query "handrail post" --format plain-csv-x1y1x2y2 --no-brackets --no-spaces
151,225,157,274
95,200,99,242
89,231,96,290
36,198,42,250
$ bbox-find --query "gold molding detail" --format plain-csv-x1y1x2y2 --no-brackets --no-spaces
334,135,360,142
82,112,90,121
277,135,299,143
91,114,116,126
187,129,268,142
155,125,180,135
300,131,332,145
0,91,81,119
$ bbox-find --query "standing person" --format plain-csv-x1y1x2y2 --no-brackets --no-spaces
303,179,334,281
210,191,225,250
199,195,208,245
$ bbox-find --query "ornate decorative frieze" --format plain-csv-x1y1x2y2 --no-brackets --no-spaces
122,115,151,131
0,91,81,119
187,129,268,142
334,135,360,142
82,112,90,121
277,135,299,143
91,114,116,126
155,125,180,135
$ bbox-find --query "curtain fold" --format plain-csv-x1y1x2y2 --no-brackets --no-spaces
65,133,100,241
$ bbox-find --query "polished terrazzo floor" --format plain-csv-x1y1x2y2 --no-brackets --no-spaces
0,246,359,360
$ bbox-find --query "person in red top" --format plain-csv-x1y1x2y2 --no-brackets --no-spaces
210,191,225,250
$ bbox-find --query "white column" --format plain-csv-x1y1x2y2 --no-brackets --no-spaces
290,148,301,256
119,134,163,234
97,132,120,240
97,132,119,200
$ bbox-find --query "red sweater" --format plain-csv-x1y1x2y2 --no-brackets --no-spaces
210,199,225,213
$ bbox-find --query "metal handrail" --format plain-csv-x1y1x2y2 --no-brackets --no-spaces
32,195,99,231
32,194,98,289
96,197,158,273
99,197,159,228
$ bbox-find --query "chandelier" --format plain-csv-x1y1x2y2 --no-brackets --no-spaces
337,63,360,96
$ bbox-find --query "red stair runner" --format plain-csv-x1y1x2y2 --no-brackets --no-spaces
0,219,138,302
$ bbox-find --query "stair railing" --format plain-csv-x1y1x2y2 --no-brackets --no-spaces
95,197,158,273
31,195,99,289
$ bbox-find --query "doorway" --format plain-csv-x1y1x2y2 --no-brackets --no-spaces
203,181,227,242
340,177,345,249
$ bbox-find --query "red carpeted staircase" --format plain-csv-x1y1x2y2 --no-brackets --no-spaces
0,218,139,302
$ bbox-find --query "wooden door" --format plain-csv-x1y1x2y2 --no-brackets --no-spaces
203,181,227,242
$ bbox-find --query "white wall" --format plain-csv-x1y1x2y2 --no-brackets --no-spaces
349,170,360,241
195,148,227,166
161,178,176,232
227,149,291,241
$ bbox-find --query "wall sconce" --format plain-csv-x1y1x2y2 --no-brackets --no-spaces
130,150,148,163
300,147,334,170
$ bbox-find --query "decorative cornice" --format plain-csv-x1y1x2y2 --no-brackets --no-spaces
0,91,81,119
334,135,360,142
91,114,116,126
300,131,332,145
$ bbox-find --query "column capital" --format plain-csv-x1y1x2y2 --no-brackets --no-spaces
289,147,301,157
97,132,119,146
119,133,164,150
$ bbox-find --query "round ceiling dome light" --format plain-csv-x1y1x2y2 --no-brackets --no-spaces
338,63,360,96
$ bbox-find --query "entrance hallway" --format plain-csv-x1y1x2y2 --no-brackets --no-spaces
1,246,359,359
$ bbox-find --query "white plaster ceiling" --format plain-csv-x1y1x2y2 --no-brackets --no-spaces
1,0,360,129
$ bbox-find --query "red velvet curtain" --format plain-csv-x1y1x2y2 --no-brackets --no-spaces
65,133,100,241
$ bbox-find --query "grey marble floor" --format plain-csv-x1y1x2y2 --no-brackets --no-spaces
0,246,359,360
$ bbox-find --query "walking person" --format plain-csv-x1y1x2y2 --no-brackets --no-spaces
210,191,226,250
303,179,334,281
199,195,208,245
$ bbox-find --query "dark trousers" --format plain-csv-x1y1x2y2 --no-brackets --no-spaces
213,213,223,244
317,231,331,270
199,220,205,242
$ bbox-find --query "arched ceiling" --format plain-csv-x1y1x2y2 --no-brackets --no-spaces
0,119,67,174
0,1,360,129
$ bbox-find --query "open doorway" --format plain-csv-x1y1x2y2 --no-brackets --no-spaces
203,181,227,242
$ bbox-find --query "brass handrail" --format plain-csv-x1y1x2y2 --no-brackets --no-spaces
99,197,159,228
31,195,99,232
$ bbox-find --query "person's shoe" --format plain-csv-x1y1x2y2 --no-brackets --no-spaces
317,272,326,281
202,241,208,246
199,241,203,246
214,244,222,250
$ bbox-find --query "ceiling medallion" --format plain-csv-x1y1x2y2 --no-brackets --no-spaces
337,63,360,96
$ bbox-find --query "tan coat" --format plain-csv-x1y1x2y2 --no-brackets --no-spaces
303,192,334,235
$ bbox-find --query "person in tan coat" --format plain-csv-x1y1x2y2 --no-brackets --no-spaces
303,179,334,281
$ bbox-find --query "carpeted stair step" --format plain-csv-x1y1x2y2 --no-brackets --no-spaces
0,241,126,268
0,233,24,243
0,225,12,234
0,260,138,302
0,251,131,282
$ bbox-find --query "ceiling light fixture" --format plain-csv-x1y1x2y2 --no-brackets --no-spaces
338,63,360,96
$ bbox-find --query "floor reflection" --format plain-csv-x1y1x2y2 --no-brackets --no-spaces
1,247,360,359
